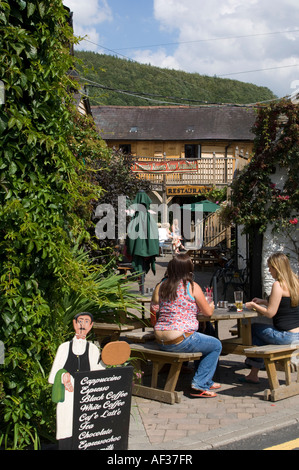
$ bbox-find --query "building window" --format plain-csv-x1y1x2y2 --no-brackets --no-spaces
119,144,131,154
185,144,201,159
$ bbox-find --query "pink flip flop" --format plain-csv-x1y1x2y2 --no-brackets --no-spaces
190,388,217,398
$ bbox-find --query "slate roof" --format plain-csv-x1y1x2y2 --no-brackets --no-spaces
91,105,256,142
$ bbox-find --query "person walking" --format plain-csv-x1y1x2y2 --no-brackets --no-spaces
171,218,185,253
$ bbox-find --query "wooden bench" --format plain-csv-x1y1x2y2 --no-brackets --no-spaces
191,255,220,271
129,341,202,404
93,322,135,345
124,330,155,343
244,344,299,401
117,265,132,277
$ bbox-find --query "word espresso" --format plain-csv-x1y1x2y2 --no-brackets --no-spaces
79,376,128,416
73,368,133,450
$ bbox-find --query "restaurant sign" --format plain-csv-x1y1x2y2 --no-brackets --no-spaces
167,185,206,196
132,159,198,173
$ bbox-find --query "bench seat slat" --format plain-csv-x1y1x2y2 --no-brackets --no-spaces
244,344,299,356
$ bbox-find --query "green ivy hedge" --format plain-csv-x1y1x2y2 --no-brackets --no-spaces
0,0,139,449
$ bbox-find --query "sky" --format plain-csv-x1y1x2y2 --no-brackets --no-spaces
63,0,299,101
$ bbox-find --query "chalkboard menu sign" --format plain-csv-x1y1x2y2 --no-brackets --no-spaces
72,366,133,450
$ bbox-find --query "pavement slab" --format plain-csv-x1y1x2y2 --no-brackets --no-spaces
125,254,299,450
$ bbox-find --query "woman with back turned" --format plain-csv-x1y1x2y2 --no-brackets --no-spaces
150,253,222,398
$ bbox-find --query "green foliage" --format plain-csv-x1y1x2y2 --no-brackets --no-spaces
57,248,141,327
0,0,141,449
74,51,277,106
0,0,81,449
89,149,151,257
67,110,151,260
222,100,299,236
195,186,227,204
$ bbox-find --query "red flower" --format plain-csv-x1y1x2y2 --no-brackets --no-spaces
289,218,298,225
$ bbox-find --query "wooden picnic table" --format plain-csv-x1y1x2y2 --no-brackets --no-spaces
127,307,299,403
198,307,259,355
127,308,257,403
127,307,258,403
93,322,135,345
187,246,222,269
125,303,259,353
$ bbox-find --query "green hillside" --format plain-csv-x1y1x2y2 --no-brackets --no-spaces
74,50,277,107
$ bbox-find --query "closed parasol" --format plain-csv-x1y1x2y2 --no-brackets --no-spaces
126,191,159,293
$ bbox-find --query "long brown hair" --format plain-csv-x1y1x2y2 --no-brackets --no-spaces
159,253,194,301
268,252,299,306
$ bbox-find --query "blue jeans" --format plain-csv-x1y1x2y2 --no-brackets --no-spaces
159,332,222,390
246,322,299,369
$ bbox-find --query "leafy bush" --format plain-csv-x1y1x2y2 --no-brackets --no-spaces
224,100,299,234
0,0,140,449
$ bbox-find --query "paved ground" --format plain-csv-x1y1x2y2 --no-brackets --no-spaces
125,253,299,450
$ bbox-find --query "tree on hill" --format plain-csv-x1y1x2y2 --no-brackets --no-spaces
74,50,277,107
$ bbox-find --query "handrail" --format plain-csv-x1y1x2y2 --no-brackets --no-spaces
130,156,244,186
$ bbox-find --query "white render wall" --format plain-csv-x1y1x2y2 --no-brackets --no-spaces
261,167,299,296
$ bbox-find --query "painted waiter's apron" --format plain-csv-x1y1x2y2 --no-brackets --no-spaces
48,336,105,443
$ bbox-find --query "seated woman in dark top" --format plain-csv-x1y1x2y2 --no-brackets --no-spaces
241,252,299,384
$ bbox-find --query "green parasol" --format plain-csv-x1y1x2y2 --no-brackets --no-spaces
126,191,159,291
181,199,219,213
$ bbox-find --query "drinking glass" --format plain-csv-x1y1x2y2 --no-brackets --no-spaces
234,291,243,311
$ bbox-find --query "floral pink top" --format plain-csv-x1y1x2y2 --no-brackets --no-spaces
155,280,199,332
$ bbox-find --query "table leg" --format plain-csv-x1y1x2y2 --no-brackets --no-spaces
214,320,219,338
241,318,252,345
